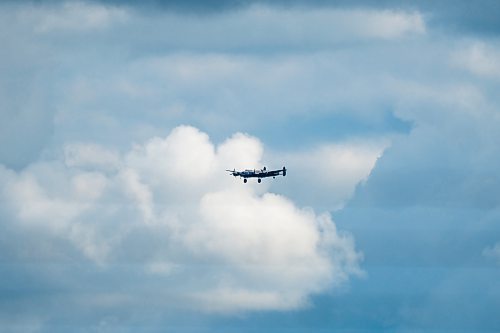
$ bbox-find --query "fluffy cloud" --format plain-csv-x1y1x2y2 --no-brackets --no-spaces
267,140,389,210
0,126,363,315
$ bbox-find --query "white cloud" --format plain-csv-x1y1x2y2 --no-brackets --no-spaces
267,141,389,210
452,42,500,78
186,189,350,312
329,9,425,39
126,126,217,188
191,287,304,312
0,126,363,313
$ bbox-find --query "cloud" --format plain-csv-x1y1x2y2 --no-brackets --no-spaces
16,2,425,45
136,6,425,50
266,140,390,211
18,1,129,34
452,42,500,78
64,142,121,171
2,1,499,330
0,125,362,316
331,42,500,328
187,189,359,312
0,2,428,172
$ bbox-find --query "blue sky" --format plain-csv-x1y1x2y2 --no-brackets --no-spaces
1,1,500,332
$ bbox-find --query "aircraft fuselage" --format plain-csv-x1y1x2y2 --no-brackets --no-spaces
226,167,287,183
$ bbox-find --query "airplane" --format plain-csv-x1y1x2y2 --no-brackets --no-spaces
226,166,287,183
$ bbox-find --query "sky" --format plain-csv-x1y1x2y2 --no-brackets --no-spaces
1,0,500,332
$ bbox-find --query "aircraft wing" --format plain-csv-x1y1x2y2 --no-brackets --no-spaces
263,167,287,177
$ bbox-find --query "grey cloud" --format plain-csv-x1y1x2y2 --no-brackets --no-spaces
330,55,500,330
7,0,500,35
0,2,425,169
84,0,500,35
